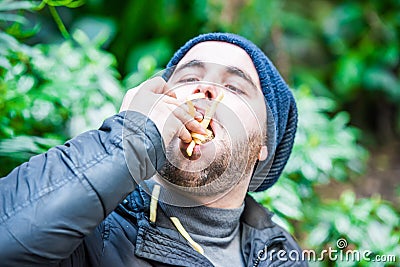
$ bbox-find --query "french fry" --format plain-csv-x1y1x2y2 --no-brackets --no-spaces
191,133,207,142
184,92,224,157
185,93,205,157
170,217,204,255
149,185,160,223
194,139,203,145
200,92,224,129
186,93,206,117
186,140,196,157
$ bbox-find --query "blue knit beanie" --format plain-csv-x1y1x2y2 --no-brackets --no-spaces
166,32,298,192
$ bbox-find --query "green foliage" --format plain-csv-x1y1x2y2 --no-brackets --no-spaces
0,0,40,38
0,1,122,176
306,192,399,264
76,0,209,77
286,86,367,184
324,1,400,103
304,192,399,267
253,85,368,220
253,87,399,266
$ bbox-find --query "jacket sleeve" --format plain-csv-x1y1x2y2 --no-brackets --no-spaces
0,111,165,266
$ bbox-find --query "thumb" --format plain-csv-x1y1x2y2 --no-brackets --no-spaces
144,76,177,99
119,77,167,112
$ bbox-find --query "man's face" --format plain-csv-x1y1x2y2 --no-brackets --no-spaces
158,41,267,196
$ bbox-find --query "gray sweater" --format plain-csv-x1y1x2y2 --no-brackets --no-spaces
160,201,245,267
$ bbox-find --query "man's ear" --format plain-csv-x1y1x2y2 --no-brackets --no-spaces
258,146,268,161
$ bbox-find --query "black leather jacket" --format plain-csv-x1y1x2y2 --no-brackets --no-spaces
0,112,307,266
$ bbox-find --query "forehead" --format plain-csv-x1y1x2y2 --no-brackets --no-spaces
176,41,261,90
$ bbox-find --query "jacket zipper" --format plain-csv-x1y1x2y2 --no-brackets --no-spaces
252,235,286,267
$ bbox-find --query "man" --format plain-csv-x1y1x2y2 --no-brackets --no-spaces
0,33,307,266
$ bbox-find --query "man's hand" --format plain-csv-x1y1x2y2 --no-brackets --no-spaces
120,77,206,146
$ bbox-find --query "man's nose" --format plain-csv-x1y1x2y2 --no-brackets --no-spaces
192,83,219,99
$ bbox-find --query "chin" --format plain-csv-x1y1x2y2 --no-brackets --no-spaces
158,128,262,197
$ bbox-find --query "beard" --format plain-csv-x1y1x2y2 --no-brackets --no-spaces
158,131,263,196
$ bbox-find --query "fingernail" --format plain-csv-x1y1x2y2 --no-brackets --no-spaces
194,116,203,123
194,112,203,120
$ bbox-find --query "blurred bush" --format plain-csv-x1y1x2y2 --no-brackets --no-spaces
0,0,122,176
252,86,399,266
208,0,400,144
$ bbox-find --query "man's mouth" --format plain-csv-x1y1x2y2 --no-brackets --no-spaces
184,92,224,158
180,119,216,161
192,107,216,142
205,120,215,140
179,141,196,160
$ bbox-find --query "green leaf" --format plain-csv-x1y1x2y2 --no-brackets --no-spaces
271,214,293,234
16,75,35,94
334,56,364,98
0,1,38,12
340,190,356,209
71,16,117,47
44,0,84,8
0,56,11,70
0,13,29,23
307,223,330,247
125,38,173,73
366,221,391,250
363,67,400,99
72,28,91,45
0,135,63,158
375,204,399,227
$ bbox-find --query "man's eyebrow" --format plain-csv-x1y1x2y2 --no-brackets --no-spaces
225,66,258,90
174,59,205,73
173,59,258,90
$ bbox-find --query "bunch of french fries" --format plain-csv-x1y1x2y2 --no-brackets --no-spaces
185,92,224,156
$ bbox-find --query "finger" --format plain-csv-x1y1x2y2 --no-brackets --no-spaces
120,88,138,112
171,106,207,135
178,127,192,143
166,90,177,98
162,95,182,106
185,119,207,135
163,93,195,107
161,83,177,98
194,111,203,121
163,97,203,113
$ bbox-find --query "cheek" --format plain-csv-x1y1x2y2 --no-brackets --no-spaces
219,96,265,139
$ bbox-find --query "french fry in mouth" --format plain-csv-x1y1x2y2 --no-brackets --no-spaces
185,92,224,157
200,92,224,130
186,93,206,117
186,140,197,156
190,133,207,142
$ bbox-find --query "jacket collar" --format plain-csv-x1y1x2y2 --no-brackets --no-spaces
125,182,276,230
242,195,275,229
120,185,281,266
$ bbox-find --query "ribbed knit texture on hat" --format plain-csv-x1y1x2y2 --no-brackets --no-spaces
167,33,297,191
